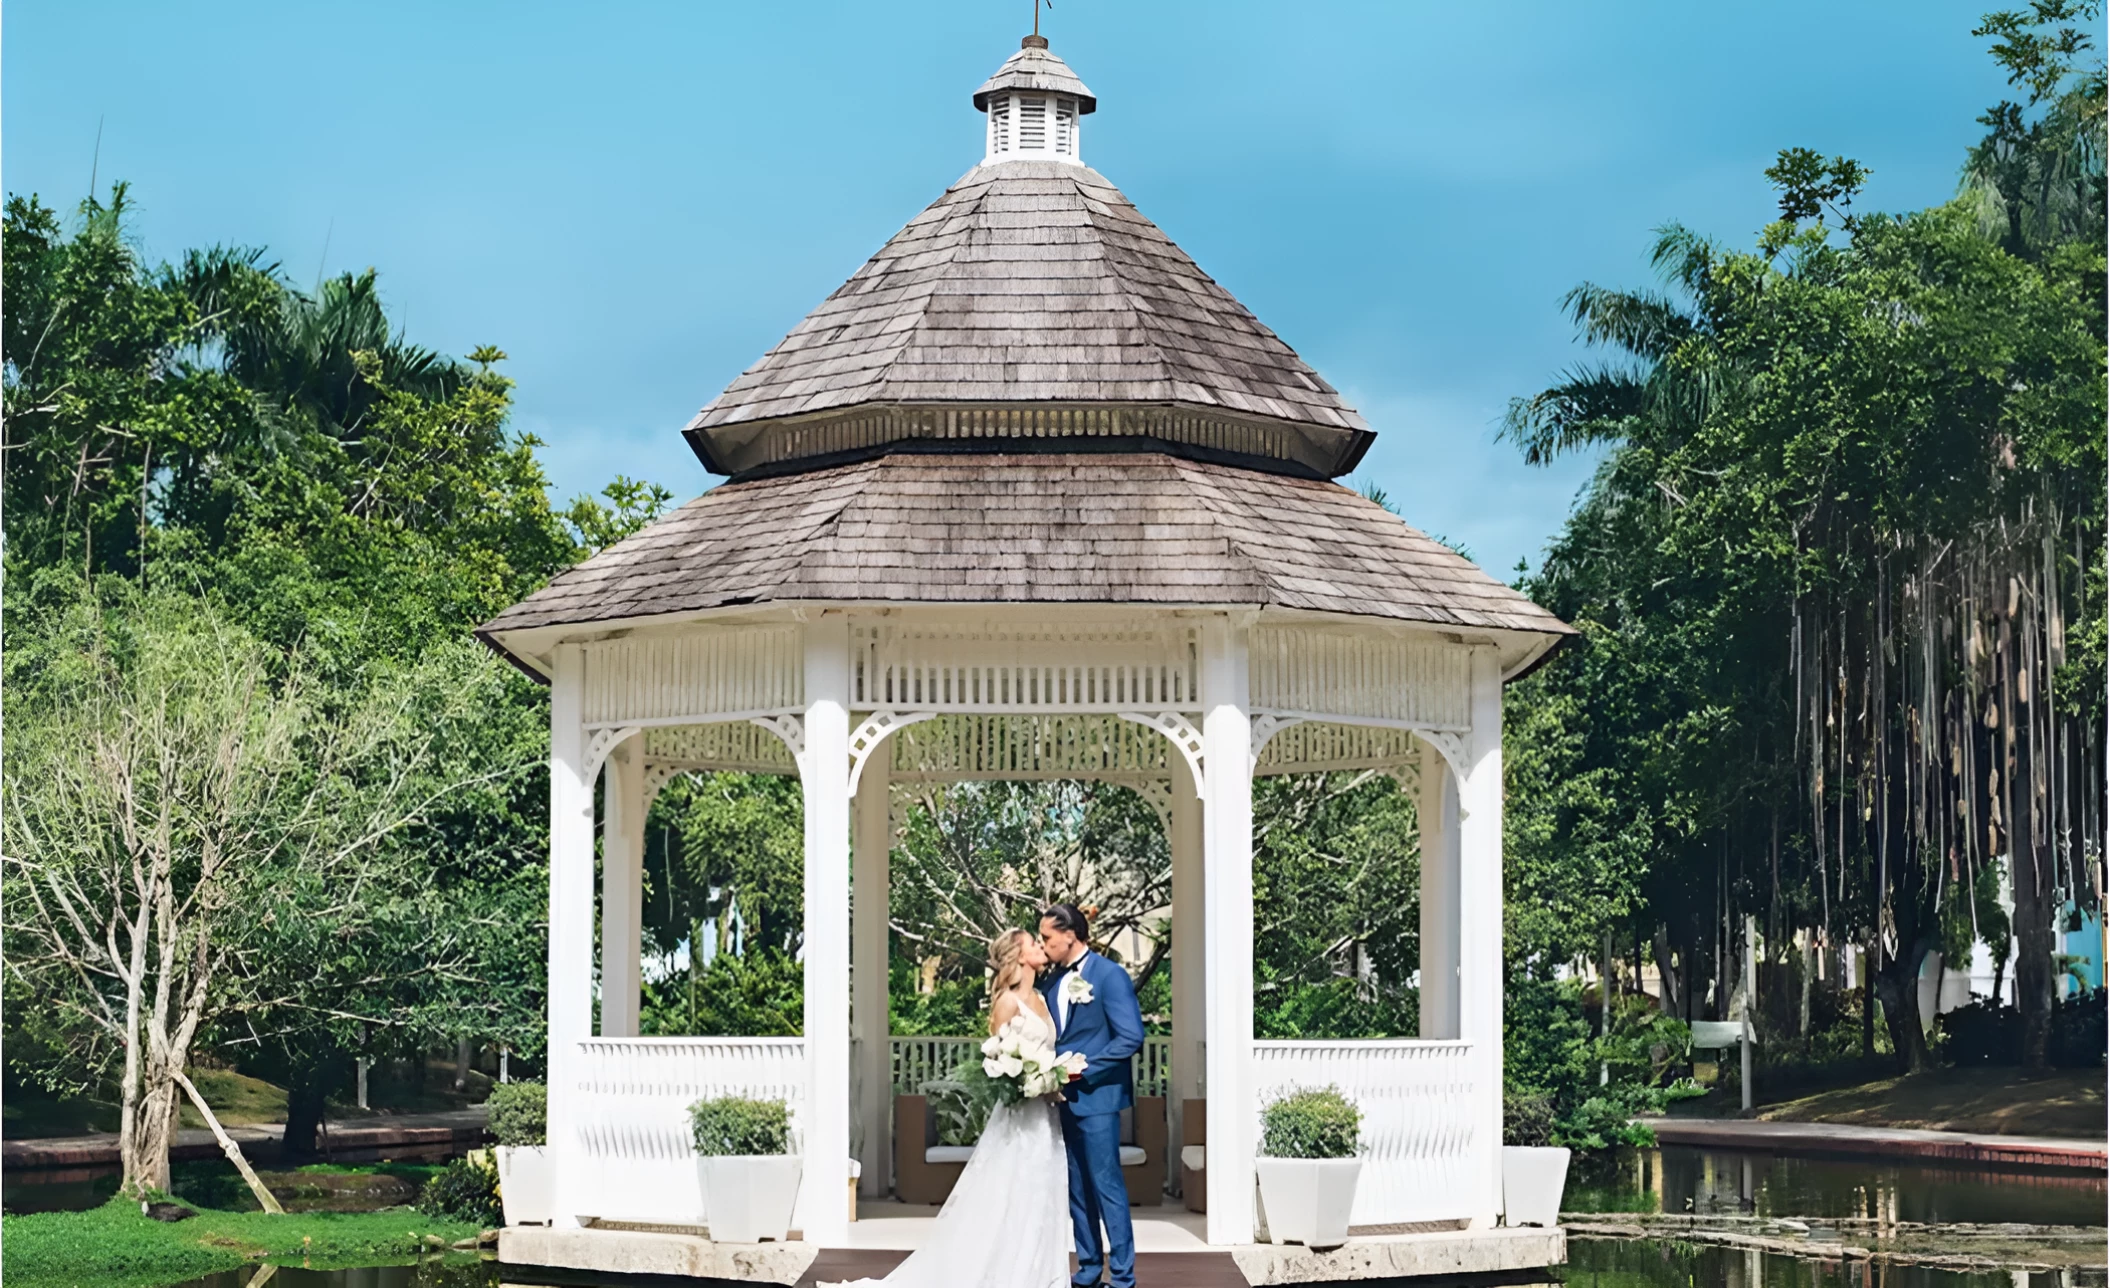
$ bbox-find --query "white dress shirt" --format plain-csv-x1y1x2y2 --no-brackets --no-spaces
1056,949,1091,1031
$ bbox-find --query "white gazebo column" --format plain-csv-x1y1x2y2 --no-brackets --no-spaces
1198,615,1255,1245
851,750,892,1199
1167,752,1204,1192
800,617,853,1245
546,642,596,1227
600,738,646,1038
1418,738,1460,1040
1456,646,1506,1228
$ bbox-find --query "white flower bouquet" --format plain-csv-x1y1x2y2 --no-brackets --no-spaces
974,1013,1087,1103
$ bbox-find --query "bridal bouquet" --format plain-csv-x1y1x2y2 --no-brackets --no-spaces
973,1014,1087,1103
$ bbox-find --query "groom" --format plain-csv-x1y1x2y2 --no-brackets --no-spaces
1039,903,1146,1288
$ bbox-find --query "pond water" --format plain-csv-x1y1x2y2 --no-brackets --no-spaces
1569,1146,2108,1228
159,1250,2106,1288
2,1158,440,1215
1563,1238,2102,1287
170,1266,492,1288
19,1144,2100,1288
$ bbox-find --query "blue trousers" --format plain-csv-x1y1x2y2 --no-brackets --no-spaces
1059,1106,1134,1288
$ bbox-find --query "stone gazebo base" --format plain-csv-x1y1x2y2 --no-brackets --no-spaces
498,1209,1567,1285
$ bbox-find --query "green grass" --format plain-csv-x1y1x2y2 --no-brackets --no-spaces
5,1068,286,1140
1755,1066,2105,1137
0,1195,483,1288
1,1090,121,1139
177,1068,289,1129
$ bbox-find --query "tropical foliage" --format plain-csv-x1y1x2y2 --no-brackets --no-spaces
0,186,653,1188
1499,0,2105,1075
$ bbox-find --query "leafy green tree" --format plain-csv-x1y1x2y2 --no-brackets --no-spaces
0,586,510,1193
1502,19,2104,1070
888,779,1170,996
1252,772,1421,1038
1962,1,2106,258
2,187,276,576
2,186,647,1139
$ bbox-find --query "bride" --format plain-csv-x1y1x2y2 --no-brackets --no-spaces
836,928,1072,1288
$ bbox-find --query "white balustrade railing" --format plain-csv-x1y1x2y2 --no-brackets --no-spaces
1252,1039,1478,1227
573,1036,805,1225
566,1035,1471,1231
889,1034,1173,1097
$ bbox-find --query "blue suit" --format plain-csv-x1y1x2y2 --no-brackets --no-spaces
1042,951,1145,1288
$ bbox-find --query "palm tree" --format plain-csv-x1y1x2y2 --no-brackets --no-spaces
214,268,463,439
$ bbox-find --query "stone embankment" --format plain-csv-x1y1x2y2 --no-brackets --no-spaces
1564,1211,2110,1276
2,1107,487,1173
1639,1117,2107,1172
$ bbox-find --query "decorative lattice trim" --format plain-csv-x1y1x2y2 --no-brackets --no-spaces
853,621,1197,713
583,626,803,728
888,713,1172,781
1250,626,1470,730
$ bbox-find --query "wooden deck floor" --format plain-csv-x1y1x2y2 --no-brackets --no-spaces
794,1250,1256,1287
498,1213,1566,1287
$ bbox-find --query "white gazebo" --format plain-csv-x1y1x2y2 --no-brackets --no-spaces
480,33,1572,1280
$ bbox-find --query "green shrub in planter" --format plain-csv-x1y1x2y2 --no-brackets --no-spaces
1259,1085,1361,1159
418,1157,501,1225
486,1081,547,1147
689,1095,793,1156
920,1073,994,1147
1503,1088,1556,1148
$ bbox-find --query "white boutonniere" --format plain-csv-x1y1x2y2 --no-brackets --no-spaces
1062,972,1094,1006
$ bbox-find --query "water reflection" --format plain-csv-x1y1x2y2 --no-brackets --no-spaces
2,1158,435,1215
1565,1238,2105,1288
1567,1147,2108,1229
158,1249,2103,1288
171,1263,495,1288
0,1161,122,1214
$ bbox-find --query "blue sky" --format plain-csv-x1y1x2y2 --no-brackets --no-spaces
4,2,2014,577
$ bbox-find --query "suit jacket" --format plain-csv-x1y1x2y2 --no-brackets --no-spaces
1042,950,1145,1117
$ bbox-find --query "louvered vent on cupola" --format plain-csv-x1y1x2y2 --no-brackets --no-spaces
982,93,1084,165
1017,97,1047,149
988,96,1011,156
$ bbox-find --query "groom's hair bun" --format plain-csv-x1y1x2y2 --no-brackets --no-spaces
1040,903,1090,936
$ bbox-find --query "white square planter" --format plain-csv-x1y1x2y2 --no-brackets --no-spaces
1255,1157,1361,1248
1501,1145,1571,1228
494,1145,554,1226
698,1155,804,1243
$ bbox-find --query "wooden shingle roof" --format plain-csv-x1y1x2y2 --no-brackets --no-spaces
479,452,1573,644
684,162,1373,473
974,39,1096,112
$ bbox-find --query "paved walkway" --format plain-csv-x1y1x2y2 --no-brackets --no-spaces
2,1107,488,1171
1640,1117,2106,1172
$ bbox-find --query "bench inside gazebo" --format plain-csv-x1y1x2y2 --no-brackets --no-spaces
478,32,1573,1286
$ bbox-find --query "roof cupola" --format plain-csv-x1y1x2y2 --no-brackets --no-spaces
681,33,1378,482
975,35,1095,165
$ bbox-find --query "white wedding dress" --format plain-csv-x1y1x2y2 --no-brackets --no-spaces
838,1003,1071,1288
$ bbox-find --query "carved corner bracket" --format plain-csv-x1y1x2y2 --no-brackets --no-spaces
584,726,643,782
848,710,938,796
750,715,808,774
1117,711,1206,797
1249,713,1306,774
1419,729,1471,782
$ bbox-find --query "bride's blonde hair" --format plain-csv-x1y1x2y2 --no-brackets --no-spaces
986,928,1034,1032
